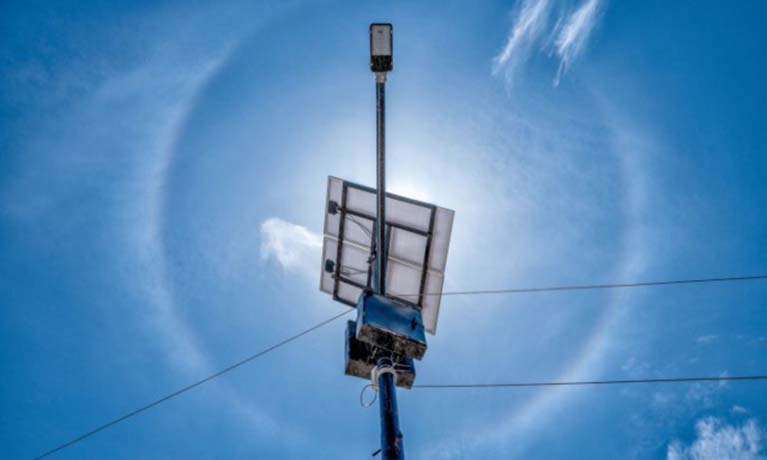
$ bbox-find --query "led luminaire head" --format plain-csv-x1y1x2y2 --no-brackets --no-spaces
369,23,393,73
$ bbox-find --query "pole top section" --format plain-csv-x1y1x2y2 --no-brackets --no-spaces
370,23,393,73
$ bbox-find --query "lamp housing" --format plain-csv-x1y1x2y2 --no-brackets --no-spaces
370,23,393,73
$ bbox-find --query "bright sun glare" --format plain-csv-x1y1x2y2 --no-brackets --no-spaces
388,179,434,203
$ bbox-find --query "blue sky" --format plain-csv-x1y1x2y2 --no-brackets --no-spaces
1,1,766,459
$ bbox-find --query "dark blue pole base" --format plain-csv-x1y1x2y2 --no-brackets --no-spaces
377,357,404,460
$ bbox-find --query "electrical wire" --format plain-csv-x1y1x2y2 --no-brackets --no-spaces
30,272,767,459
30,309,354,460
392,274,767,299
413,375,767,389
347,214,373,238
340,266,370,276
359,384,378,407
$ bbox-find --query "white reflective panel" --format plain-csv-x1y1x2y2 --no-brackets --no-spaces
323,177,344,238
387,260,422,303
421,272,444,334
337,282,363,306
339,244,370,285
342,214,373,248
428,207,454,272
320,236,368,298
386,198,431,232
389,227,427,267
319,236,338,295
320,176,454,335
345,186,375,216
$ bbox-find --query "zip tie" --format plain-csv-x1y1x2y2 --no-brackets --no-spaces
361,363,398,408
371,363,398,390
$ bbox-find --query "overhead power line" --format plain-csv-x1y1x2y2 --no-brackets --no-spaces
413,375,767,389
30,309,354,460
31,273,767,459
394,274,767,298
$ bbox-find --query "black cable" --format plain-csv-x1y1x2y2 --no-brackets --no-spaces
413,375,767,389
393,274,767,298
30,273,767,459
30,309,353,460
341,266,369,276
347,214,373,238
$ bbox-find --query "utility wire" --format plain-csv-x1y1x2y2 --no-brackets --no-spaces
340,266,369,276
347,214,373,238
30,273,767,459
30,309,354,460
413,375,767,389
392,274,767,298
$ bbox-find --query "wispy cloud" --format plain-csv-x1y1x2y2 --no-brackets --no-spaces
553,0,603,84
685,371,729,408
0,3,311,442
419,73,658,460
667,417,765,460
494,0,605,85
493,0,552,82
732,405,749,414
696,334,720,344
260,217,322,279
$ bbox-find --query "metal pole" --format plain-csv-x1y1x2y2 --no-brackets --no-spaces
374,74,387,295
377,357,404,460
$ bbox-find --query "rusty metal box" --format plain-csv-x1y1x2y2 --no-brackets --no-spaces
344,320,415,389
355,291,427,360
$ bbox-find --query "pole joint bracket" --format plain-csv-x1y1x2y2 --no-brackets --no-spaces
371,360,398,391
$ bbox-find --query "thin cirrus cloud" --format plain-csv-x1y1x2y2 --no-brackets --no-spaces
553,0,603,84
494,0,605,85
695,334,720,344
260,217,322,280
667,417,765,460
492,0,552,81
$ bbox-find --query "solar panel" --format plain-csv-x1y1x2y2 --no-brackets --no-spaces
320,176,454,334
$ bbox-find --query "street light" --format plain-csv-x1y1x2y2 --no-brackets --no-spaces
370,23,393,74
320,23,454,460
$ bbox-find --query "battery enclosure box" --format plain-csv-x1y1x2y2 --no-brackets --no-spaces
355,291,427,360
344,320,415,388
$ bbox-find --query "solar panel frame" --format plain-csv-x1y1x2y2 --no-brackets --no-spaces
320,176,454,334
